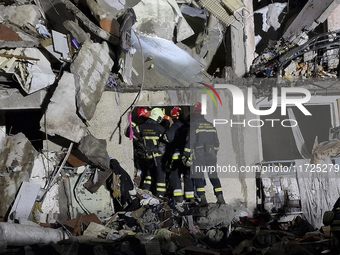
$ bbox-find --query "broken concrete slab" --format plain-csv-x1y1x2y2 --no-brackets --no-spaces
13,48,56,94
133,0,194,42
193,203,235,229
0,132,38,173
0,133,38,219
0,88,47,110
96,0,140,20
0,5,42,27
40,72,87,143
129,32,209,87
70,40,114,121
78,135,110,171
283,0,340,42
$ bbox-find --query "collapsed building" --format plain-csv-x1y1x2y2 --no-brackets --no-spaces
1,0,340,254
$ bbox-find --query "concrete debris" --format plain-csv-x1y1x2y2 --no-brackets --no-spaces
13,48,56,94
133,0,194,42
1,0,340,254
194,203,235,229
0,5,41,27
78,135,110,171
0,133,38,219
70,40,114,121
40,72,87,143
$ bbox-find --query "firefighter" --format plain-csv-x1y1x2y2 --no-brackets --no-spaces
134,107,167,197
188,102,225,205
163,107,194,203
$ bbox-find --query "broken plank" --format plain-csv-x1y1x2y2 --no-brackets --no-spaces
0,53,39,61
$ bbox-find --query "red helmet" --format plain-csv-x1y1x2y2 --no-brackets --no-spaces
137,107,148,117
170,107,181,118
193,102,201,114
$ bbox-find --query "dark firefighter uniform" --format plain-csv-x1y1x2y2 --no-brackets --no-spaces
163,119,194,202
134,118,166,196
190,113,224,200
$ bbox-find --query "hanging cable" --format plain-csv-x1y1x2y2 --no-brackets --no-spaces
109,29,145,143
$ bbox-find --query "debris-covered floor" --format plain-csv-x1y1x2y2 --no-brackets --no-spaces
2,0,340,254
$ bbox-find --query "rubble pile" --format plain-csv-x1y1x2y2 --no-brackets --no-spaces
0,0,340,254
251,30,340,81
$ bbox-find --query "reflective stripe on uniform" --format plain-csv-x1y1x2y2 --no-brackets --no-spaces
185,191,194,198
184,148,191,153
144,180,152,185
196,129,216,133
214,147,219,150
197,187,205,192
157,183,166,187
172,151,180,160
145,176,152,180
144,136,159,145
146,153,162,159
156,187,166,192
214,187,222,192
173,189,183,196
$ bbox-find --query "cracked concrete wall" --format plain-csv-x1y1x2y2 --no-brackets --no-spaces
88,90,259,210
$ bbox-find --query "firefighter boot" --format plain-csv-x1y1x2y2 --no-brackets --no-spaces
216,193,226,204
199,194,208,207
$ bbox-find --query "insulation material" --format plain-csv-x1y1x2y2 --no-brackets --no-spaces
296,158,340,229
254,3,287,32
13,48,56,94
132,0,194,42
0,222,68,249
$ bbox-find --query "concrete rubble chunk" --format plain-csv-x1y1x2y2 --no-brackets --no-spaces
133,0,194,42
0,132,38,173
63,20,91,44
70,40,114,121
78,134,110,171
0,5,41,27
40,72,87,143
0,133,38,219
194,203,235,229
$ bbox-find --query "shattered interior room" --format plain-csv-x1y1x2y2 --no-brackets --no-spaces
2,0,340,254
